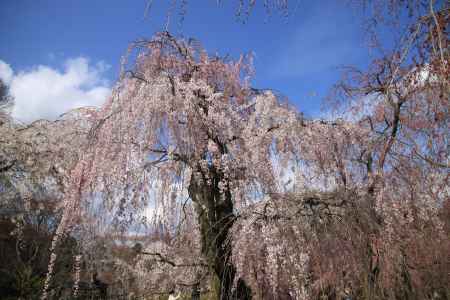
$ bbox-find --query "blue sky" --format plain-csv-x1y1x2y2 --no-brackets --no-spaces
0,0,372,121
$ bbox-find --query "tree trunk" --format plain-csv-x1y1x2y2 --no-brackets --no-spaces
188,166,252,300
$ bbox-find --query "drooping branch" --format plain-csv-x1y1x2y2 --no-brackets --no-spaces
140,251,208,268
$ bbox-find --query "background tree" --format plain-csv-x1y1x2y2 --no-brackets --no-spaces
0,108,97,299
0,78,13,122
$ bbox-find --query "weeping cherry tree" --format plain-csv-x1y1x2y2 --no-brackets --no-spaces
43,32,302,299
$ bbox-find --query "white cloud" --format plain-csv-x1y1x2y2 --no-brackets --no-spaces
0,57,111,123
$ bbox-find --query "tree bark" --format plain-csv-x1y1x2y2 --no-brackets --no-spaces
188,166,252,300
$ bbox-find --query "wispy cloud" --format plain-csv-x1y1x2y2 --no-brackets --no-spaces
0,57,111,123
270,1,364,78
